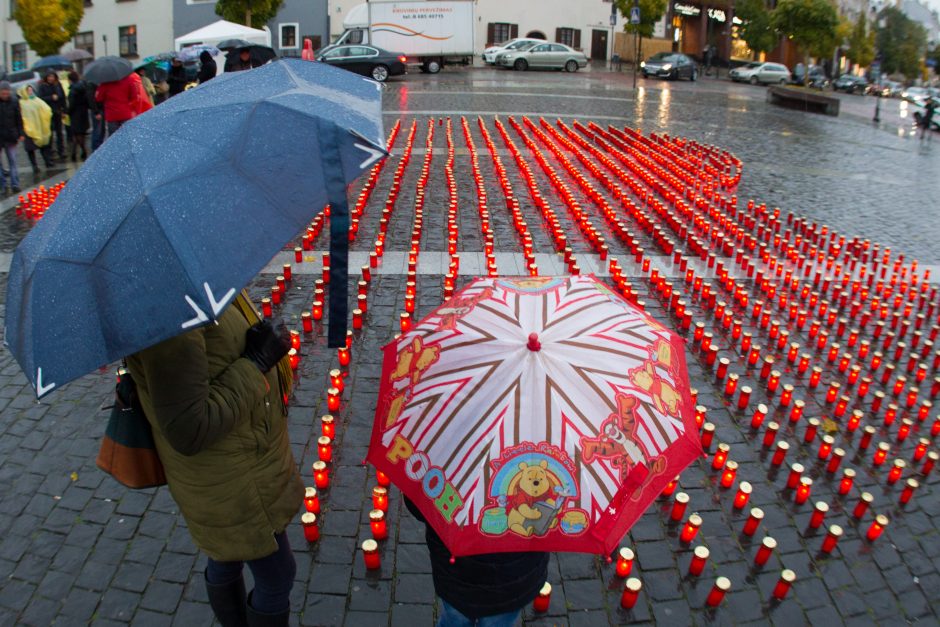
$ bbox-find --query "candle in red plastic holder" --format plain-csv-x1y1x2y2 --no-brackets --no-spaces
804,417,819,443
317,436,333,463
370,509,388,540
853,492,873,519
715,358,729,380
680,513,702,543
616,547,634,577
327,387,340,413
737,386,752,409
688,545,709,576
751,404,768,429
362,539,381,570
711,443,730,470
706,577,731,607
706,346,719,367
304,487,320,514
701,422,715,449
887,459,906,485
825,382,841,404
772,570,796,601
742,508,764,536
866,514,889,541
859,425,876,450
312,300,324,321
313,461,329,489
914,438,930,462
900,478,919,505
271,284,282,305
301,312,313,333
794,478,813,505
826,447,845,474
847,409,863,432
897,418,912,442
809,501,829,529
873,442,890,466
531,582,552,613
261,298,272,318
329,369,344,393
918,400,933,422
754,536,776,566
760,357,774,380
302,512,320,542
661,476,679,497
319,415,335,441
372,486,389,512
817,435,834,460
288,349,300,370
821,524,843,554
809,367,822,389
833,396,849,418
786,463,805,489
695,406,707,428
838,468,856,495
771,441,791,469
720,461,738,488
338,347,351,367
376,470,391,488
670,492,690,521
724,374,739,397
797,354,811,375
352,308,363,330
767,370,781,393
294,247,303,263
763,422,780,449
620,578,642,609
730,480,752,508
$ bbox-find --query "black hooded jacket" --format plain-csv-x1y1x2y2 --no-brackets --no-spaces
197,51,217,84
404,497,549,619
0,96,24,145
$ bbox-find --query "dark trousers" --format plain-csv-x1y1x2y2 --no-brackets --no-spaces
106,120,126,137
91,116,105,151
50,113,64,156
26,145,53,169
206,531,295,614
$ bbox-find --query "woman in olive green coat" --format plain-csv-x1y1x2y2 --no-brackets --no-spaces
127,295,303,627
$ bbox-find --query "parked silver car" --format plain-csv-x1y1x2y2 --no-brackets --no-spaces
482,38,543,65
729,62,791,85
497,42,588,72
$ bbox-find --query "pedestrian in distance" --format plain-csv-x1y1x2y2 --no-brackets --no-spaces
125,293,303,627
129,70,154,117
135,67,157,106
404,497,549,627
66,71,91,161
167,57,188,97
37,71,66,159
198,49,218,84
227,48,260,72
95,71,139,138
920,97,937,141
17,85,55,174
0,81,24,193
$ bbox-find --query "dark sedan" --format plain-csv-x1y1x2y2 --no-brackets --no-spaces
833,74,869,94
640,53,697,81
315,45,406,82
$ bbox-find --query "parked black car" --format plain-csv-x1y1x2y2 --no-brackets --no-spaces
315,45,407,82
833,74,869,94
640,53,697,81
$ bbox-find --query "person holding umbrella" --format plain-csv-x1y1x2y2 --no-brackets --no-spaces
167,57,188,97
66,70,91,161
37,71,66,159
0,81,24,193
17,85,55,174
95,71,139,137
197,49,218,84
227,48,261,72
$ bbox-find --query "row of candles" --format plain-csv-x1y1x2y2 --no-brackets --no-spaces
15,182,66,220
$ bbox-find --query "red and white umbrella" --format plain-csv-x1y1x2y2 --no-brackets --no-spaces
368,275,702,555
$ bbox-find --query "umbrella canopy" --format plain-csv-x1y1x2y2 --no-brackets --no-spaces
142,52,177,65
225,45,277,67
368,275,702,556
178,44,221,63
62,49,93,62
33,55,72,70
4,59,386,398
83,56,134,84
217,38,256,51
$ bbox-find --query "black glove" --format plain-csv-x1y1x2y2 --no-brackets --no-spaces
242,320,290,373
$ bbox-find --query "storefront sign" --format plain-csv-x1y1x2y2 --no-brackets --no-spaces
674,3,701,16
708,8,727,22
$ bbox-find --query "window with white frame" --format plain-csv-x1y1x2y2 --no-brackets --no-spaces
279,23,299,49
556,27,577,47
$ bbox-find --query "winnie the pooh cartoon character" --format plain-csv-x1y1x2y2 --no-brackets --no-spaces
506,460,560,537
629,361,681,417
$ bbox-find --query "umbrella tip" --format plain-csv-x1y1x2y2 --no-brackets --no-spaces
527,333,541,352
449,556,456,564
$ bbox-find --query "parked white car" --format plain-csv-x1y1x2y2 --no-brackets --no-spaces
497,42,588,72
729,62,791,85
482,38,543,64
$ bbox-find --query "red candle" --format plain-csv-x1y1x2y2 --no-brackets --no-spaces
620,578,642,609
711,444,730,470
900,478,919,505
873,442,890,466
754,536,776,566
312,301,324,321
321,414,335,439
329,369,344,392
789,400,805,423
779,385,794,407
304,487,320,514
372,486,389,512
701,422,715,449
352,308,363,330
809,501,829,529
821,524,843,554
688,545,709,576
742,507,763,536
737,385,751,409
817,435,834,460
897,419,912,442
804,418,819,443
786,463,805,489
376,469,391,487
318,436,333,463
724,374,739,396
772,570,796,600
720,461,738,488
853,492,873,519
859,426,876,450
670,492,690,521
338,347,351,366
751,404,768,429
680,514,702,543
847,410,862,432
301,312,313,333
838,468,856,495
288,349,300,370
327,387,341,413
302,512,320,542
913,438,929,462
533,582,551,612
794,478,812,505
763,422,779,449
866,514,889,541
616,547,634,577
809,367,822,389
261,298,272,318
826,447,845,474
771,441,789,467
313,461,329,489
923,451,939,475
733,481,752,509
370,509,388,540
767,371,781,393
705,577,731,607
887,459,906,485
661,476,679,497
362,539,381,570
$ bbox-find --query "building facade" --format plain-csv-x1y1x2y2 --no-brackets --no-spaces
2,0,175,73
173,0,330,57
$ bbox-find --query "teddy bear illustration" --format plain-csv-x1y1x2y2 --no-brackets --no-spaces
506,460,561,537
437,287,494,330
629,361,681,417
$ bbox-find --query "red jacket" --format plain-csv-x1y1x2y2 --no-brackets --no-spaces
95,74,139,122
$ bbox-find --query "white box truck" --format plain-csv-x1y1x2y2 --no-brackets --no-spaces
335,1,474,73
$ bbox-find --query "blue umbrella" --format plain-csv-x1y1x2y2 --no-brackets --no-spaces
4,59,386,397
177,45,221,62
32,55,72,70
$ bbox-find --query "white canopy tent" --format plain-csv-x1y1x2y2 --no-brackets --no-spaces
174,20,271,51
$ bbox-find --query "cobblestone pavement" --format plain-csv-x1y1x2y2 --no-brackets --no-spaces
0,66,937,626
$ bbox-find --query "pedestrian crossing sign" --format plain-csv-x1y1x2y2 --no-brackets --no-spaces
630,6,641,24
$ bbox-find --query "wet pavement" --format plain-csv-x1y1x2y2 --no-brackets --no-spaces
0,66,937,626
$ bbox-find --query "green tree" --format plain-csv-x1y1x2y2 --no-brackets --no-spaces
846,13,875,69
875,7,927,78
614,0,668,65
13,0,84,57
771,0,839,85
735,0,777,59
215,0,285,29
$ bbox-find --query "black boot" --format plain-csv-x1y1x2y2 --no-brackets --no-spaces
205,571,248,627
246,592,290,627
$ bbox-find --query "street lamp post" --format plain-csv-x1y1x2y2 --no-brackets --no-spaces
632,0,640,90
